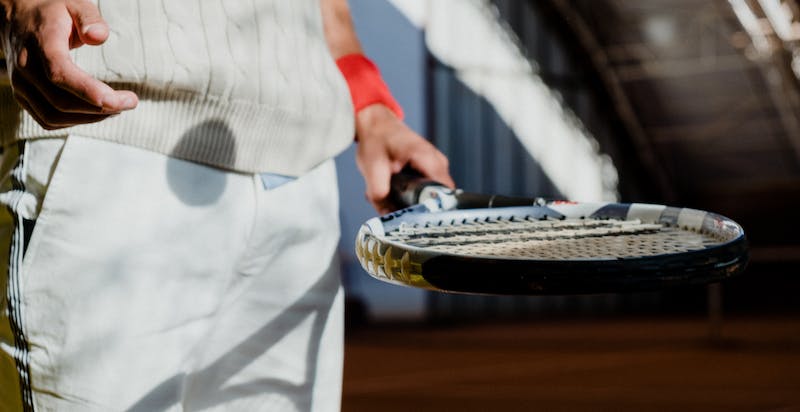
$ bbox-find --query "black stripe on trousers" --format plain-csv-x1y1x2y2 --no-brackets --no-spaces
6,141,35,411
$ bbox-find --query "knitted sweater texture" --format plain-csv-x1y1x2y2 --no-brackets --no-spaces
0,0,355,175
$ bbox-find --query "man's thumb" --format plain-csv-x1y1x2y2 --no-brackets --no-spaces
66,0,109,46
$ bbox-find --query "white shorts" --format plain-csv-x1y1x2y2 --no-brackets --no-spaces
0,136,344,411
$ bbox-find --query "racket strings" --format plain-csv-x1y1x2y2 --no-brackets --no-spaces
386,218,723,259
396,218,662,240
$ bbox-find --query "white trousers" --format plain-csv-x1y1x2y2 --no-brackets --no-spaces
0,136,344,411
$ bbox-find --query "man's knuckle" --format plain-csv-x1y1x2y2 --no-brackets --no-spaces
46,66,66,85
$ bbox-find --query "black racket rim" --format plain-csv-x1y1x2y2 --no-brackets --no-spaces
419,235,748,295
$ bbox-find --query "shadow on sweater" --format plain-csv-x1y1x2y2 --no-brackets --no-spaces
166,120,236,206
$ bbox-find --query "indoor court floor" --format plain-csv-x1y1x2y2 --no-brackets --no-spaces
343,316,800,411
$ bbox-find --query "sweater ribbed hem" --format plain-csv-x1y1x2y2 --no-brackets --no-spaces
0,86,355,176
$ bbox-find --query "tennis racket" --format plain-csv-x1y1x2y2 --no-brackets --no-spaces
355,173,748,295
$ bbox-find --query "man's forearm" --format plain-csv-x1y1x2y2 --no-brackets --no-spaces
320,0,362,58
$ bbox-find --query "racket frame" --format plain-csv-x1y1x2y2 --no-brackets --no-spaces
356,202,748,295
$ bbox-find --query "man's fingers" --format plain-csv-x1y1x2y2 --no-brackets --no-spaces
19,39,138,113
14,88,110,130
363,158,392,206
66,0,109,45
407,147,454,188
14,66,119,114
69,25,83,49
34,12,137,111
357,146,394,211
354,113,454,213
39,45,137,111
5,0,135,128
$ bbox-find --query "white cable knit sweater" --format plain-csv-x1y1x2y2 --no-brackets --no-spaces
0,0,355,175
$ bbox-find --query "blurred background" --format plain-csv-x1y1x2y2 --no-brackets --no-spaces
334,0,800,410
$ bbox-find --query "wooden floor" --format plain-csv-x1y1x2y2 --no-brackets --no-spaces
343,316,800,411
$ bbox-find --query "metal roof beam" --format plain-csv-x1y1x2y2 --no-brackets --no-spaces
549,0,677,201
615,54,753,81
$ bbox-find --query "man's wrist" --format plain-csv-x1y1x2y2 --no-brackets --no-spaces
336,53,404,120
356,103,395,124
355,104,402,143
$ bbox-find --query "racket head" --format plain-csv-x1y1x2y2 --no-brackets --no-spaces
355,201,748,295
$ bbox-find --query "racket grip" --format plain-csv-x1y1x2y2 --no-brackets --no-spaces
454,192,539,209
390,171,447,208
390,170,542,210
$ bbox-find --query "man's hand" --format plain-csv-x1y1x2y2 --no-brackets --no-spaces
319,0,454,213
0,0,137,129
355,104,455,214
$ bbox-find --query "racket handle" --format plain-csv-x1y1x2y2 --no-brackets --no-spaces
454,192,541,209
390,171,447,208
391,170,542,210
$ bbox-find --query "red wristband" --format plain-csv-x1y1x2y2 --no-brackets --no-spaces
336,53,404,120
